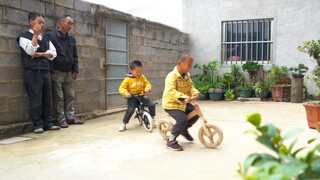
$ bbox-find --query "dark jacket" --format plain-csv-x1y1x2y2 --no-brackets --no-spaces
17,31,51,70
47,29,79,73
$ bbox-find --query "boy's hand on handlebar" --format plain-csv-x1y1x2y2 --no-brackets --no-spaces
125,93,131,98
184,96,194,103
194,93,200,100
144,88,151,93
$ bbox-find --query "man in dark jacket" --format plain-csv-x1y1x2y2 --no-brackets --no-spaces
17,12,60,133
48,14,83,128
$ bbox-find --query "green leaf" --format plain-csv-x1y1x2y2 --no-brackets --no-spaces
273,134,282,145
288,139,298,154
260,124,277,138
256,136,277,152
292,147,306,157
247,113,261,127
243,153,261,172
279,144,289,155
307,138,317,144
283,128,304,140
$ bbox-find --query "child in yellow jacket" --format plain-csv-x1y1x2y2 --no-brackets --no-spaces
162,53,200,151
118,60,156,132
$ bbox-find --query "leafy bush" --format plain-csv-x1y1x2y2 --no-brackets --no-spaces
238,113,320,180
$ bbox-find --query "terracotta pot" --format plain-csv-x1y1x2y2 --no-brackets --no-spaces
271,86,291,102
303,104,320,129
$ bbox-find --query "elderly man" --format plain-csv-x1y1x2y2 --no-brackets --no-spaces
48,14,83,128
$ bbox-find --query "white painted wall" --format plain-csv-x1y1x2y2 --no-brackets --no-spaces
182,0,320,93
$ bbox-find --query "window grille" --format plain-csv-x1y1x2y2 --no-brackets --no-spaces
221,18,273,64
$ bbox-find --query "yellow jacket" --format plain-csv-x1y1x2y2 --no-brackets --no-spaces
162,66,199,111
119,74,152,96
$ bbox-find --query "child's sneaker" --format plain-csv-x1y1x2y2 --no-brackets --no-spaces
118,124,126,132
166,140,183,151
180,130,194,141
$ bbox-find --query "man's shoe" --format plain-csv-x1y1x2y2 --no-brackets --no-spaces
181,130,194,141
166,140,183,151
67,116,84,125
34,128,44,134
59,121,69,128
48,126,60,130
118,124,126,132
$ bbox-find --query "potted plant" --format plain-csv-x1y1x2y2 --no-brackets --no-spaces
208,82,225,101
298,39,320,128
241,61,262,85
236,85,254,98
224,89,235,100
193,79,210,100
238,113,320,179
253,82,270,99
289,64,309,103
267,65,291,102
221,72,235,100
289,63,309,78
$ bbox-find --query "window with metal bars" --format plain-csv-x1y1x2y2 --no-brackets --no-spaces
221,18,274,64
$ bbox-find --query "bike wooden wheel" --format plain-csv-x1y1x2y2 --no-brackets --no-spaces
198,124,223,148
157,119,173,140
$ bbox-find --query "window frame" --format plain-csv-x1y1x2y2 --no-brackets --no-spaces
219,17,276,65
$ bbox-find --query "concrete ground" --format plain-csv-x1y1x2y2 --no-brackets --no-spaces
0,101,319,180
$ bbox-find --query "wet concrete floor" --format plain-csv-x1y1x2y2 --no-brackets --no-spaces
0,101,319,180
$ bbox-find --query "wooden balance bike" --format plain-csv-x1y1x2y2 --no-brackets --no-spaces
157,103,223,148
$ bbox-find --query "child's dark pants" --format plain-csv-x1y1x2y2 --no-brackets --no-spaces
122,96,155,124
165,103,199,138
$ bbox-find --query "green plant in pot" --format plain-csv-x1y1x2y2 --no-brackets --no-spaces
230,64,243,88
267,65,291,102
238,113,320,179
193,80,210,100
224,89,234,100
289,64,309,103
298,39,320,128
253,81,270,99
289,63,309,78
236,85,254,98
242,61,263,85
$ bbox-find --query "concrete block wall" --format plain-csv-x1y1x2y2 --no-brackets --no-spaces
0,0,188,138
129,19,189,100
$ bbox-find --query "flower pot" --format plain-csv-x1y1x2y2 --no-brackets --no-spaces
239,89,252,98
208,92,223,101
271,86,291,102
303,103,320,129
199,92,209,100
255,90,268,99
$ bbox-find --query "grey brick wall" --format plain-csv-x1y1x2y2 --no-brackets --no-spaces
0,0,188,138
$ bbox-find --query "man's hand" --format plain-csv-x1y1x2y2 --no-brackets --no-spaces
32,23,43,35
31,52,53,59
51,73,57,81
72,72,78,80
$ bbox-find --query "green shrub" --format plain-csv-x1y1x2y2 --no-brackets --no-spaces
238,113,320,180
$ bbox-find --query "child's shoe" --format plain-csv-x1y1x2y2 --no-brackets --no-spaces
180,130,194,141
166,140,183,151
118,124,126,132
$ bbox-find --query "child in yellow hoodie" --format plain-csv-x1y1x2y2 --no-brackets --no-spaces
118,60,156,132
162,53,200,151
